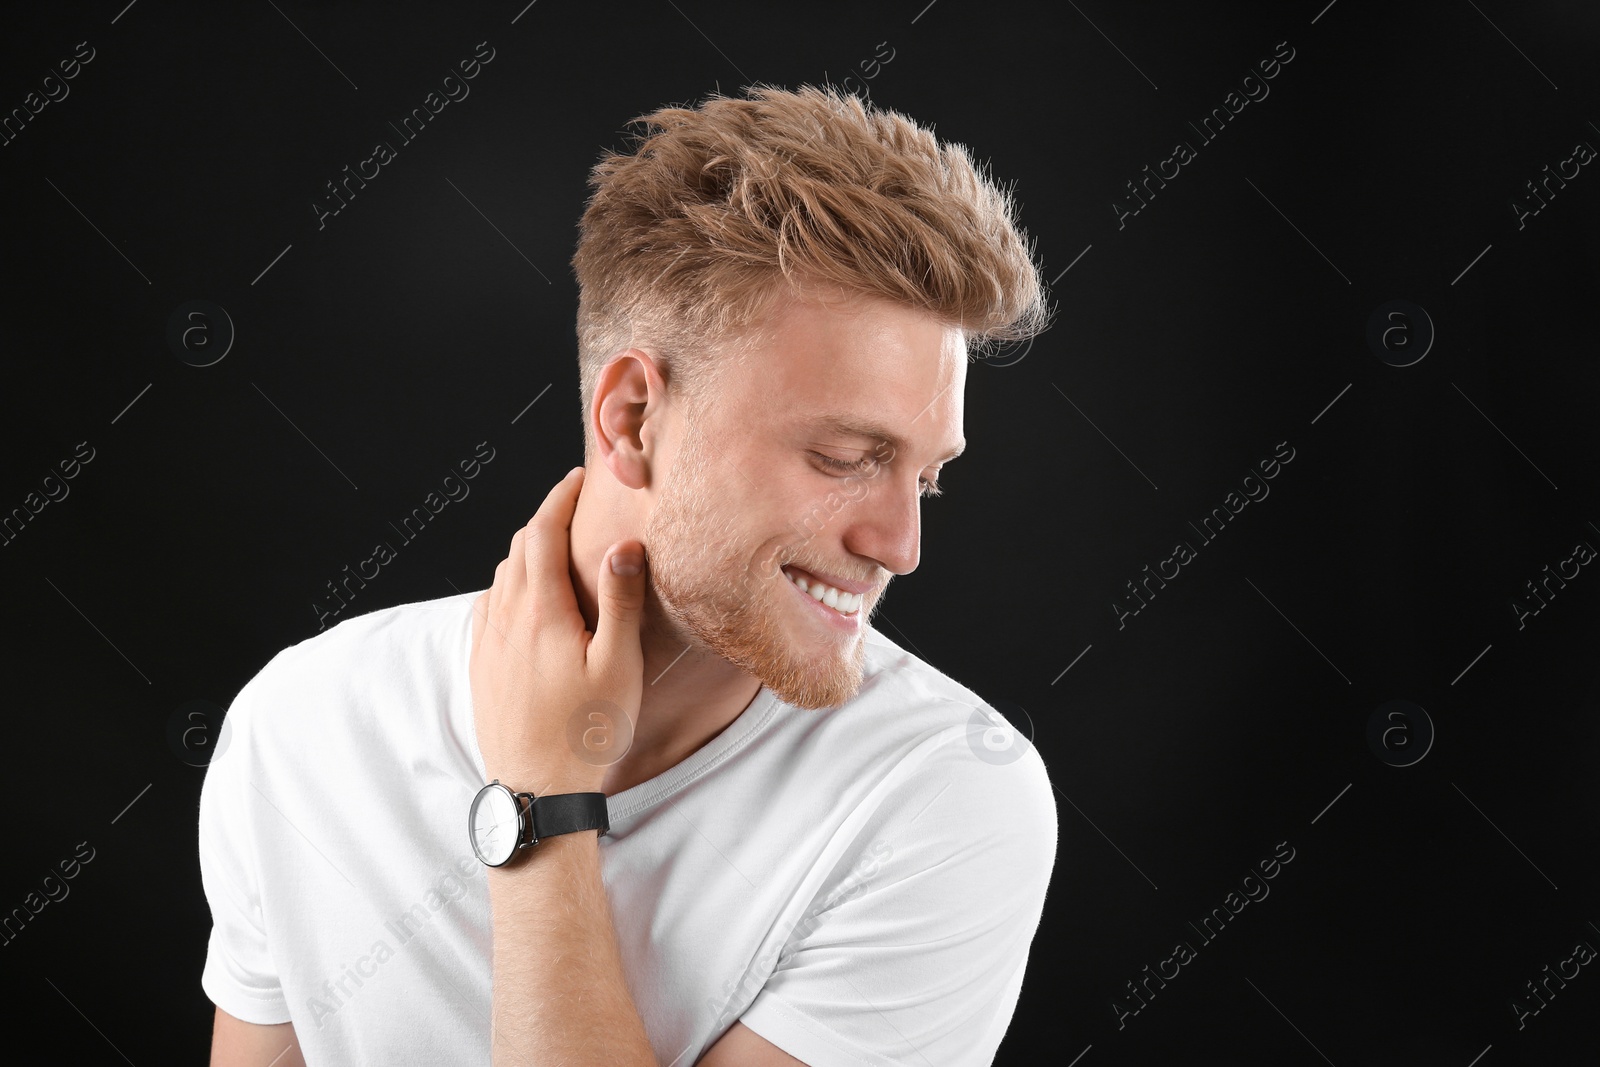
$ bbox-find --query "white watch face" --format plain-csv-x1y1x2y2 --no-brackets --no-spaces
470,783,521,866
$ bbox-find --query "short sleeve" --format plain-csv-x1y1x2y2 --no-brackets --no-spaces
739,734,1059,1066
197,665,292,1024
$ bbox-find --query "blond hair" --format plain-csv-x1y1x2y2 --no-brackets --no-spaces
570,83,1051,450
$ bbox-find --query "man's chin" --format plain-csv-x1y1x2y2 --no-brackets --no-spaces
685,606,867,710
648,567,871,710
761,668,864,710
755,643,867,710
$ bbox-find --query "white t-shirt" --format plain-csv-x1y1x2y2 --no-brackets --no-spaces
199,589,1057,1065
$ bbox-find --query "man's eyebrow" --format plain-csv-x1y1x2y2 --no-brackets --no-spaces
811,413,966,463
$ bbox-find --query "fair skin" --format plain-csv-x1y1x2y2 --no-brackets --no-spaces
210,283,967,1065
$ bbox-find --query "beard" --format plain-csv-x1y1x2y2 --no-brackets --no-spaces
641,427,870,711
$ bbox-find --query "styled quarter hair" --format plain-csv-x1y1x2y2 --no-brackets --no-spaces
570,83,1052,449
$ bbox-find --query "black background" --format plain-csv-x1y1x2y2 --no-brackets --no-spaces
2,1,1598,1064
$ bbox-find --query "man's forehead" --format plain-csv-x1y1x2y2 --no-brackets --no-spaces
714,288,967,447
760,341,966,458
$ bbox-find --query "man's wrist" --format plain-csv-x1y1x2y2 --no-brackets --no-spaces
486,828,601,884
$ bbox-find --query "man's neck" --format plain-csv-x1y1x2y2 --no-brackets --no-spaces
599,618,764,796
565,477,764,795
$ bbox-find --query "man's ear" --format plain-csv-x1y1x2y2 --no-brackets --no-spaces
592,348,668,491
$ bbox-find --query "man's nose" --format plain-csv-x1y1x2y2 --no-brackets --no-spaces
842,471,921,577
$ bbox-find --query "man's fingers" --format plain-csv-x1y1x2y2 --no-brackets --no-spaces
499,528,526,614
522,466,585,620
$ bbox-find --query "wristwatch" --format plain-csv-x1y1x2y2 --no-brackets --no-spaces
468,780,610,867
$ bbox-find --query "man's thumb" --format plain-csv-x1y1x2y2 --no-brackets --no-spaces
594,540,647,652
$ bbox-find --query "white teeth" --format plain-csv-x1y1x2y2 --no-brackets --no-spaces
783,566,861,616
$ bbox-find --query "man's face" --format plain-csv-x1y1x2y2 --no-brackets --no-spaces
642,288,967,710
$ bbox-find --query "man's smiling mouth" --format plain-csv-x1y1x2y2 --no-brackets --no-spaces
780,565,864,615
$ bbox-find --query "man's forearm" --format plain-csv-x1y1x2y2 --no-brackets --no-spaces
487,831,657,1066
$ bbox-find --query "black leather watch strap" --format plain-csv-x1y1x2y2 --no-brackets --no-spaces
528,791,610,842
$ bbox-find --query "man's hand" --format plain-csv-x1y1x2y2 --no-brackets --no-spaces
468,473,659,1066
466,468,804,1066
469,466,647,795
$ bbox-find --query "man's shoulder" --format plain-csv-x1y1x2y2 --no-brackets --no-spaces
857,625,1021,740
226,589,480,731
850,626,1058,832
783,627,1059,908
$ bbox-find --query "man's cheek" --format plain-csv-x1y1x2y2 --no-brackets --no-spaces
837,475,870,503
737,567,771,608
750,544,786,584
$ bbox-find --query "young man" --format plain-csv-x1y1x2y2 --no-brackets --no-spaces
201,84,1057,1066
